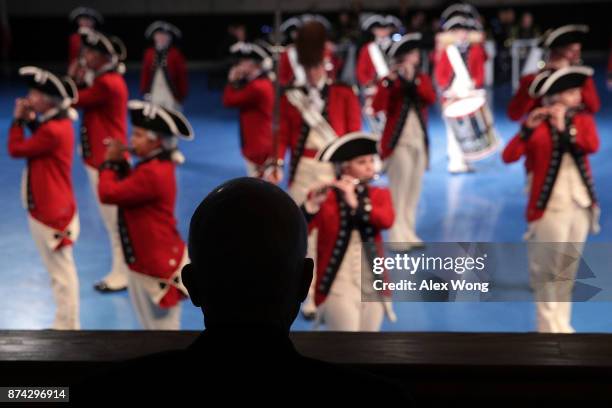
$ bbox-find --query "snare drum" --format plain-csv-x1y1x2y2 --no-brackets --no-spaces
442,91,499,161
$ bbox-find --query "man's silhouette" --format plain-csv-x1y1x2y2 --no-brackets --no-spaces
75,178,411,404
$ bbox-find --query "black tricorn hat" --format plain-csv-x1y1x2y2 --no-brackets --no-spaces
229,41,270,62
145,21,182,39
533,66,593,98
441,15,482,31
229,41,273,71
528,69,554,97
69,7,104,25
542,24,588,49
441,3,480,23
387,33,423,59
128,100,194,140
361,14,402,32
316,132,379,163
19,66,78,108
79,27,127,62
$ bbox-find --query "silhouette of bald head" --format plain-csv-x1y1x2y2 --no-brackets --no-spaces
182,178,313,332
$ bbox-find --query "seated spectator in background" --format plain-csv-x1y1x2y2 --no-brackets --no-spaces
74,178,412,404
514,12,540,40
491,7,516,82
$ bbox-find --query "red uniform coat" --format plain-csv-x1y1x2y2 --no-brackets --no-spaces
507,73,600,121
373,73,437,160
276,82,361,182
74,71,128,168
68,32,81,65
140,46,189,103
8,116,77,245
434,43,487,91
502,112,599,222
304,185,394,306
98,153,186,307
222,75,274,166
356,41,390,87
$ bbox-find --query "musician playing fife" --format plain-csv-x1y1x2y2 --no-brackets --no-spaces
302,133,395,331
503,66,600,333
372,33,436,246
222,42,274,178
508,24,600,122
98,101,194,329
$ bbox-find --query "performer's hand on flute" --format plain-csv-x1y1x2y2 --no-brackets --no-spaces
304,182,331,214
335,175,359,210
228,65,245,83
13,98,35,122
104,139,129,161
262,158,284,184
524,107,550,129
67,59,80,78
68,58,89,85
548,104,567,132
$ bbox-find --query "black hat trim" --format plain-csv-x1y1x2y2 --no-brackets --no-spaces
79,27,126,62
537,66,593,97
528,69,554,97
69,7,104,25
18,66,78,108
361,14,402,32
145,21,182,39
128,100,194,140
441,3,480,22
543,25,588,49
442,16,482,31
388,33,423,58
317,132,379,163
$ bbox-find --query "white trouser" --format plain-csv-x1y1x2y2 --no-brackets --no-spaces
288,157,335,206
319,296,384,331
127,250,188,330
317,231,385,331
150,68,182,112
387,144,426,243
444,117,469,172
85,165,129,288
28,216,80,330
127,272,182,330
245,159,260,178
527,202,591,333
289,157,335,314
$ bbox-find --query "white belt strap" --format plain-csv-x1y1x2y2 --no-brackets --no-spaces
286,89,338,148
288,46,307,86
368,43,390,79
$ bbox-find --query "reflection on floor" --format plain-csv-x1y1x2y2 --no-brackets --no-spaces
0,64,610,332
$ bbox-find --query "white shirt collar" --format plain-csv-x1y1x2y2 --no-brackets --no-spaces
38,107,61,123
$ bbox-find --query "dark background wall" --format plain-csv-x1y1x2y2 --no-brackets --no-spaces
1,1,611,65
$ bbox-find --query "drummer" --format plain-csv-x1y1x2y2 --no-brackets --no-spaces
433,6,487,174
356,14,403,135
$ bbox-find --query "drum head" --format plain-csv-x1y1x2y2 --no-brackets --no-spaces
443,94,486,118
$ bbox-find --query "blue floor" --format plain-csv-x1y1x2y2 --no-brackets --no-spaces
1,65,611,332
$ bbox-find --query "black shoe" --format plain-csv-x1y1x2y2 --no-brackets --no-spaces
301,310,316,321
94,281,127,293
